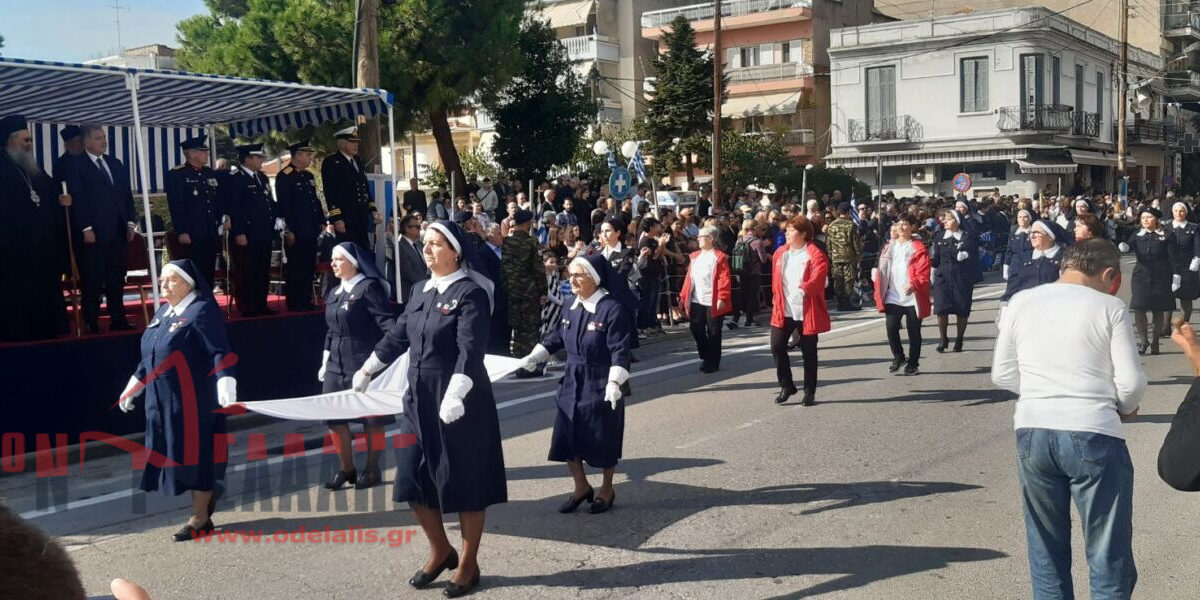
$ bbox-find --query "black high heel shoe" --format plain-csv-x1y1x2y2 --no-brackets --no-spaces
322,469,357,490
589,491,616,514
443,567,480,598
936,338,949,353
354,467,381,490
1137,343,1149,355
409,548,459,588
774,386,798,405
172,519,214,542
558,486,595,513
953,338,964,352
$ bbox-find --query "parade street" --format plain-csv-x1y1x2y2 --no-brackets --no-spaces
5,260,1197,599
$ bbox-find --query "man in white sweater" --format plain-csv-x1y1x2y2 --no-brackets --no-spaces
992,239,1146,600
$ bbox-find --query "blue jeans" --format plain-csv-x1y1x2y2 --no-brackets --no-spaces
1015,428,1137,600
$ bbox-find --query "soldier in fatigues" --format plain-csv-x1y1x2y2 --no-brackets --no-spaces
827,202,863,311
226,143,277,316
165,134,225,287
321,126,379,251
502,209,544,376
276,140,325,311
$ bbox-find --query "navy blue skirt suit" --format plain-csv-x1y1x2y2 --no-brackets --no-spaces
1127,229,1178,311
541,292,632,468
1168,221,1200,302
136,293,234,496
931,229,981,316
322,275,396,426
1002,246,1063,301
375,274,507,513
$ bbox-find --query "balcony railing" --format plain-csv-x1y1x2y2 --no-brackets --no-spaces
848,115,920,143
641,0,810,29
1167,71,1200,90
1072,111,1100,137
1121,120,1182,145
727,62,813,83
1164,12,1200,31
997,105,1074,133
559,34,618,62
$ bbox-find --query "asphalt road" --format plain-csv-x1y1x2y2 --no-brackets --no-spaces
4,259,1198,599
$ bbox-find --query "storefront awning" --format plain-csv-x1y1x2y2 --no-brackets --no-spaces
722,92,799,118
1069,149,1135,167
1013,157,1077,174
536,0,595,30
824,144,1028,169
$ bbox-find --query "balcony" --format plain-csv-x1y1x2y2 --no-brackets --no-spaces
1164,12,1200,36
560,34,619,63
1071,111,1100,137
727,62,813,83
997,105,1074,133
1121,120,1182,146
847,115,920,143
641,0,811,29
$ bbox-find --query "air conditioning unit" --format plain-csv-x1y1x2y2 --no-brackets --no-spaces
910,166,935,184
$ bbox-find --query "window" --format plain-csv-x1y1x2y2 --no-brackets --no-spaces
1019,54,1044,109
759,43,774,66
740,46,760,68
1074,64,1084,110
960,57,988,112
780,39,804,63
865,65,897,135
1051,56,1061,104
1096,71,1104,122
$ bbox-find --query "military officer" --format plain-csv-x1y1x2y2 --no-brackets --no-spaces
276,140,325,311
166,134,224,287
227,143,277,316
502,209,544,376
322,126,379,252
826,202,862,311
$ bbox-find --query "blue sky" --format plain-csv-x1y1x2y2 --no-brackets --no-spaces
2,0,208,63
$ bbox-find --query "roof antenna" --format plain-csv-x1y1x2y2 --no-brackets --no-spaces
105,0,130,54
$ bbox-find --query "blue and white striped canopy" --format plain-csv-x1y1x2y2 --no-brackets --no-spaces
0,57,393,138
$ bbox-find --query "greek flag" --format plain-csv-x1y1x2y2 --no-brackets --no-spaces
850,193,861,227
630,148,647,182
606,151,618,171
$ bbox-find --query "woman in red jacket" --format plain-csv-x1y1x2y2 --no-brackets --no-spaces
679,226,733,373
872,214,932,376
770,215,830,405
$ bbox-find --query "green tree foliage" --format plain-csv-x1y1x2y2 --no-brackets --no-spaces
479,16,593,185
459,146,499,181
569,122,647,185
643,15,724,183
719,131,792,193
804,166,872,201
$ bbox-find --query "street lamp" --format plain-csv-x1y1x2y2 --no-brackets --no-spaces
801,163,814,203
591,140,609,156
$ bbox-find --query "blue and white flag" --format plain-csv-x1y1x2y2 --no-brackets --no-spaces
630,148,647,182
606,150,618,171
850,192,861,227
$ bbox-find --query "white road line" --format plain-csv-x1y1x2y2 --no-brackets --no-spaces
19,284,1009,521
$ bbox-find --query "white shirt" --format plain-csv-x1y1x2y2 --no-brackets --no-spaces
943,229,962,240
1174,220,1189,229
781,246,809,321
167,291,198,317
341,152,358,171
422,269,468,294
339,273,366,294
883,240,916,307
602,242,623,259
87,151,113,181
992,282,1146,439
689,249,717,306
571,288,609,313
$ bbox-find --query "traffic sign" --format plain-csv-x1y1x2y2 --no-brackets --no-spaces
608,166,632,201
952,172,972,193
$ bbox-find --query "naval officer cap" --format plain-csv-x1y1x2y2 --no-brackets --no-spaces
235,143,265,158
59,125,82,141
287,140,315,154
334,126,360,142
178,134,209,151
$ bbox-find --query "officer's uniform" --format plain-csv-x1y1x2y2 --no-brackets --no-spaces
276,140,326,311
227,144,277,316
165,134,224,287
321,127,376,250
501,210,543,368
826,208,862,311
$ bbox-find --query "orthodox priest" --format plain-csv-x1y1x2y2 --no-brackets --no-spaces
0,115,69,341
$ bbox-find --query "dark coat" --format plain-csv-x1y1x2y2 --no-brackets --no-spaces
540,294,632,468
1002,246,1063,302
321,153,374,246
136,297,234,495
397,237,429,304
1004,228,1031,268
226,167,276,243
1168,222,1200,301
374,277,507,513
322,276,395,426
931,229,980,316
0,155,68,341
275,164,325,240
63,153,135,242
165,165,223,241
1128,229,1178,311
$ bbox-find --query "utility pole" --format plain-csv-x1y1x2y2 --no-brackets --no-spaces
712,0,723,208
355,0,383,173
1116,0,1128,189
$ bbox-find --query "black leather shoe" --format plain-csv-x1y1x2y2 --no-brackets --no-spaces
936,338,949,353
953,339,964,352
443,568,480,598
774,386,798,404
888,358,904,373
1151,344,1161,355
726,321,739,330
354,467,381,490
172,519,214,542
1137,343,1149,355
409,548,459,588
558,487,594,513
904,364,919,376
589,491,616,514
801,393,816,406
322,469,357,490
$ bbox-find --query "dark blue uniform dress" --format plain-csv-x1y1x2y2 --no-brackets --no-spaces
376,274,507,513
136,287,234,495
1168,221,1200,303
1002,245,1063,302
931,229,980,316
541,292,632,468
323,273,395,426
1128,229,1178,311
1004,227,1031,276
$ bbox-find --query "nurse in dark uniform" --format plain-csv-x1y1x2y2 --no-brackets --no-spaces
1167,201,1200,333
1003,208,1033,282
319,242,395,490
1121,207,1179,355
118,259,236,542
351,220,503,598
586,216,641,361
931,208,980,353
1001,220,1069,305
517,253,634,514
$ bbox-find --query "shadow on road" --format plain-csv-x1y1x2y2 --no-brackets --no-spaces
833,388,1015,407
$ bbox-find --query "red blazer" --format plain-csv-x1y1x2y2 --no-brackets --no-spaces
680,249,733,318
872,238,932,319
770,243,831,334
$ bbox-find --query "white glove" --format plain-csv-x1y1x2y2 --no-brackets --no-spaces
519,344,550,372
352,369,372,392
1002,264,1009,280
956,251,969,262
871,267,879,282
604,382,622,409
119,375,140,413
438,374,473,424
217,376,237,407
1190,257,1200,272
1118,242,1130,253
1173,274,1182,292
275,217,286,231
317,350,330,383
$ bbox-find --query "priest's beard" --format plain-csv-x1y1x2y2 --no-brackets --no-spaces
5,146,40,176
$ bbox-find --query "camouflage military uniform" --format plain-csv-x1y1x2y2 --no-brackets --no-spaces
826,216,862,309
501,229,544,359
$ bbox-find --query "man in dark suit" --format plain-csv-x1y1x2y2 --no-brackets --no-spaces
321,126,379,251
165,134,224,287
401,177,426,216
226,143,277,316
276,140,325,311
64,125,136,332
397,213,429,304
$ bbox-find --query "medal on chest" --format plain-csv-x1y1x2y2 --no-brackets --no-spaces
435,298,460,315
168,317,187,332
586,320,605,332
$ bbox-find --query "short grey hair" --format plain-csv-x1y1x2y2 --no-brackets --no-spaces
698,225,719,238
1061,239,1120,276
81,124,106,140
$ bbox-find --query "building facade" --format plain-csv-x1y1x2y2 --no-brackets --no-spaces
825,8,1173,197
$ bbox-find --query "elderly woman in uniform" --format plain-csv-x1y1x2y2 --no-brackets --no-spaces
318,242,395,490
1120,207,1180,355
1004,208,1034,281
931,208,980,353
518,253,635,514
1167,201,1200,334
118,259,236,541
999,220,1070,323
351,220,503,598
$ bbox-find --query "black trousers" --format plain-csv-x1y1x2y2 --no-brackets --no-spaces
284,238,317,310
177,237,220,290
688,302,724,370
735,275,760,322
234,240,272,315
78,237,129,326
884,303,921,367
769,318,818,395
